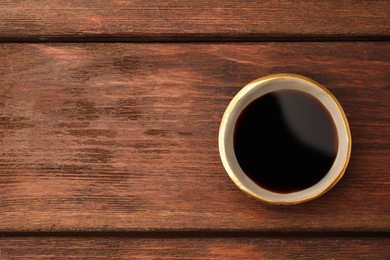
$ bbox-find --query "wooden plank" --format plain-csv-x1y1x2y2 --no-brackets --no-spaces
1,237,388,259
0,1,389,39
0,43,389,232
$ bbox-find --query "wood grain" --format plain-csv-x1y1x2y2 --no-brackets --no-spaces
0,43,389,232
1,237,389,259
0,0,389,40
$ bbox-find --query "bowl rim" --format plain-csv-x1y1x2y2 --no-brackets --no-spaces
218,73,352,205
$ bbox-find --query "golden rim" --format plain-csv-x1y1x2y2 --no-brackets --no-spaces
218,73,352,205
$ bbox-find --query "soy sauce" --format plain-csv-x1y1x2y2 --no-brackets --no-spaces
234,90,338,193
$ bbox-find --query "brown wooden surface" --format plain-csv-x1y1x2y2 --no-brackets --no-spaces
1,1,389,258
1,237,389,259
0,0,389,40
1,43,389,232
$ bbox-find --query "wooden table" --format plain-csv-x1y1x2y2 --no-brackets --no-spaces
1,1,389,259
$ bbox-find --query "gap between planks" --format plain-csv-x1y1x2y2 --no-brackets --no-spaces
0,35,390,43
2,231,389,239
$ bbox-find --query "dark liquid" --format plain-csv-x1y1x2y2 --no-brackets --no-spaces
234,90,338,193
